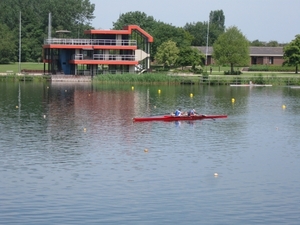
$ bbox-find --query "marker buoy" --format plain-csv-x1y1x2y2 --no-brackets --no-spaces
214,173,218,177
190,93,193,98
83,128,87,132
282,105,286,109
144,148,148,152
231,98,235,103
158,89,161,94
131,86,134,90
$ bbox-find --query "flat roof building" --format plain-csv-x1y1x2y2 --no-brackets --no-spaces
43,25,153,76
194,46,284,66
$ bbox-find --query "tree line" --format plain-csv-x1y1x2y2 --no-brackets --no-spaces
0,2,299,73
0,0,95,64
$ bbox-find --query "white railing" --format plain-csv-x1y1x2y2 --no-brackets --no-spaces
93,54,135,61
44,38,137,46
74,54,83,60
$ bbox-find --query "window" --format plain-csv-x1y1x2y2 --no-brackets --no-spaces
269,57,274,64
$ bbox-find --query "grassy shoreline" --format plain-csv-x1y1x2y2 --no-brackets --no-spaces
0,63,299,85
1,73,299,86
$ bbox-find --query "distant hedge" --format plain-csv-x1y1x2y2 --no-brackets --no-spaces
248,65,295,72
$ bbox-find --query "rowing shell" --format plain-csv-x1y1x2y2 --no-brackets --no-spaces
133,114,228,122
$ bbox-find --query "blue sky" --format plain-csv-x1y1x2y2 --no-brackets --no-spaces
89,0,300,43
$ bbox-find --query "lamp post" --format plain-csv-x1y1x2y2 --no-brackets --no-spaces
205,12,213,67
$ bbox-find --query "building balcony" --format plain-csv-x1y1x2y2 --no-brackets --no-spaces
44,38,137,46
74,54,135,61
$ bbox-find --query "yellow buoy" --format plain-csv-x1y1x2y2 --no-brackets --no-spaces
16,106,19,109
282,105,286,109
158,89,161,94
190,93,193,98
231,98,235,103
131,86,134,90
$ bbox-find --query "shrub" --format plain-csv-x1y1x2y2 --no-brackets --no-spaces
224,70,242,75
248,65,294,72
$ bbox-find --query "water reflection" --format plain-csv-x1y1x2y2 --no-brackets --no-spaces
0,83,300,224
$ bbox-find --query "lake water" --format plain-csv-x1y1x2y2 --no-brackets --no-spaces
0,82,300,224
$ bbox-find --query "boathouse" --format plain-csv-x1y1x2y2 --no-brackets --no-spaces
43,25,153,76
195,46,284,66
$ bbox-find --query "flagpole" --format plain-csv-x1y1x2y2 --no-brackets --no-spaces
19,11,21,74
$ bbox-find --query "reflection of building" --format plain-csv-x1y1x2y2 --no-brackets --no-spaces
195,46,284,66
43,25,153,76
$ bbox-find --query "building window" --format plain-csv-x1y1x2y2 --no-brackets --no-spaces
269,57,274,64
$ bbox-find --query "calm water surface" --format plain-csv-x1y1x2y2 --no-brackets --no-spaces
0,82,300,224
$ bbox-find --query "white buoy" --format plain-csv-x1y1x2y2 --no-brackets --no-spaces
214,173,218,177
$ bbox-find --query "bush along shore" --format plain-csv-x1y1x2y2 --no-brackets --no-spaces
93,73,300,86
1,72,300,86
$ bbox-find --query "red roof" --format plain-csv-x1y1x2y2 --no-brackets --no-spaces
84,25,153,43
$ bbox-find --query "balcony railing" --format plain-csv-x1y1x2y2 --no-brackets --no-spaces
74,54,135,61
44,38,137,46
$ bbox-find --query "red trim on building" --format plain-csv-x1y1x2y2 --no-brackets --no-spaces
43,45,137,50
69,60,138,65
85,25,154,43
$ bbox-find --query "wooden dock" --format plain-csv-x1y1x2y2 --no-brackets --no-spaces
51,75,92,82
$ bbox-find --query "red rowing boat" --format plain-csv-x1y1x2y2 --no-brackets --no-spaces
133,114,227,122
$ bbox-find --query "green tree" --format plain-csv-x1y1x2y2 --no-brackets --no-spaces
213,26,249,74
176,47,205,70
184,21,207,46
0,23,16,63
250,39,265,46
113,11,193,60
155,40,179,68
112,11,156,31
151,23,193,59
283,35,300,74
266,40,279,47
0,0,95,63
184,10,225,46
209,10,226,46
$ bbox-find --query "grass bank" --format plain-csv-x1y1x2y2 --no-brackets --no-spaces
1,63,300,86
93,73,190,84
0,63,44,73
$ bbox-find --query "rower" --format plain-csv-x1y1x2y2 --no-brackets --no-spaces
187,109,197,116
174,108,182,116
